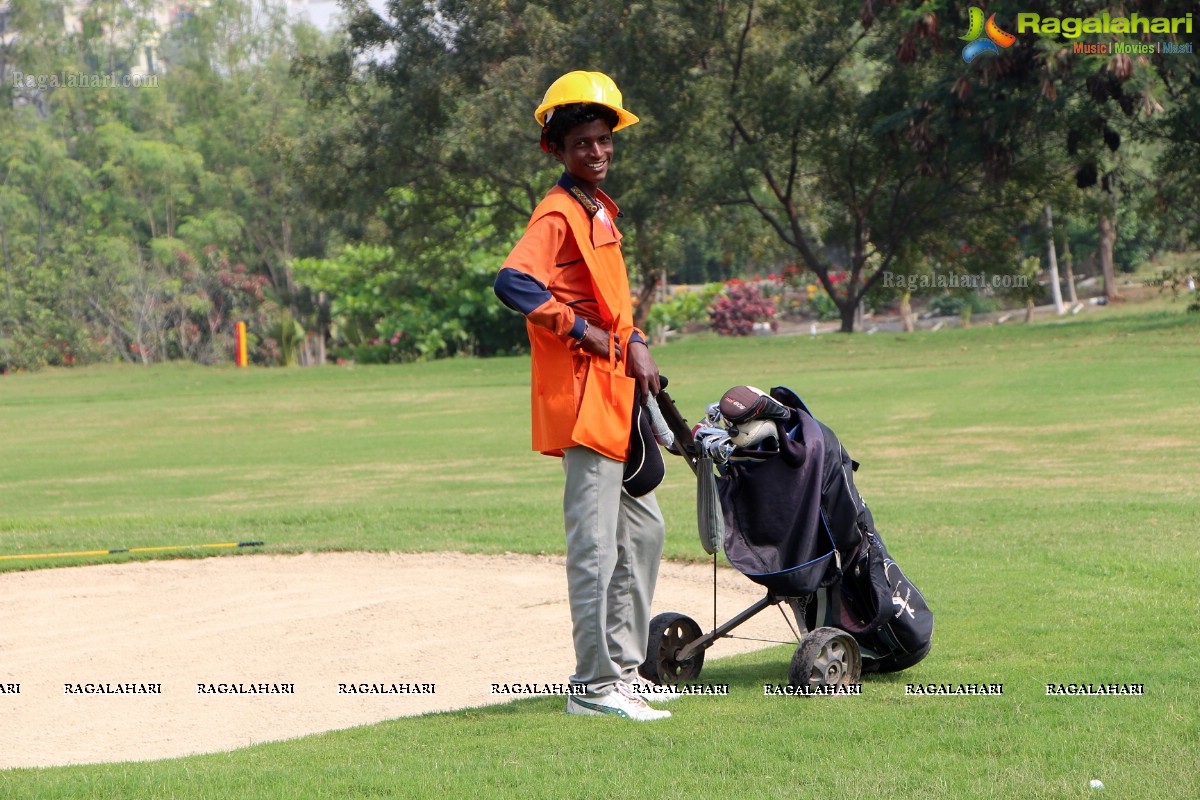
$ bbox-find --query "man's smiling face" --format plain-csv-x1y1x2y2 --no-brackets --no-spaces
550,118,615,194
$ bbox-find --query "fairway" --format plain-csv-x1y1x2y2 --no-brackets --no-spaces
2,305,1200,799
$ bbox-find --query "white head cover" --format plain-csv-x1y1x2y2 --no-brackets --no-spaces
729,418,778,448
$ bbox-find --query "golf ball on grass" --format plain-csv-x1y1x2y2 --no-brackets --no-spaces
1089,779,1105,790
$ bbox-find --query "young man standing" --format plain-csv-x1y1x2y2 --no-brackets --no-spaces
494,71,675,720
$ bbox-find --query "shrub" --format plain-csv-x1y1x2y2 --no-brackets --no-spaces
292,245,526,363
807,286,841,321
647,283,723,333
710,282,777,336
928,291,1002,318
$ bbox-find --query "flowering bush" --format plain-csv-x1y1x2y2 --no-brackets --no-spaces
807,284,840,321
710,282,777,336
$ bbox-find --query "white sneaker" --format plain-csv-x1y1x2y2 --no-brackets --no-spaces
566,686,671,721
625,673,681,702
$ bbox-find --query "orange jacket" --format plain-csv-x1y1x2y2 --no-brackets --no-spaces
496,180,642,460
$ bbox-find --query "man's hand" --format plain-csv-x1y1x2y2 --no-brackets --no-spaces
625,340,661,399
579,324,620,360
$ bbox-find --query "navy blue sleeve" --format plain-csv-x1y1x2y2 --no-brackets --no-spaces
494,267,586,339
494,267,552,315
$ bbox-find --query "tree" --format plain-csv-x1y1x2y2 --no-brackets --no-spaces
292,0,771,332
0,0,336,369
1145,1,1200,247
700,0,1052,332
1043,204,1065,314
981,0,1187,301
92,123,205,240
0,108,102,368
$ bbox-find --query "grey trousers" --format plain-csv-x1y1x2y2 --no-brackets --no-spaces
562,445,665,696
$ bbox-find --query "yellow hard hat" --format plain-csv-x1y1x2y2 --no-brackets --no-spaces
534,71,639,131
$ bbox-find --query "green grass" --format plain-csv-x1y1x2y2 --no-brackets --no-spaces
2,304,1200,798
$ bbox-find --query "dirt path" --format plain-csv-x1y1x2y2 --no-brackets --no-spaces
0,552,794,769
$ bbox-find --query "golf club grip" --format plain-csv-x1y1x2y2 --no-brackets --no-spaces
655,390,700,474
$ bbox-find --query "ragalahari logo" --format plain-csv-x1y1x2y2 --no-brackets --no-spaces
961,7,1017,62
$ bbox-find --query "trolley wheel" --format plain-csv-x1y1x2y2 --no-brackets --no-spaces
639,612,705,684
788,627,861,692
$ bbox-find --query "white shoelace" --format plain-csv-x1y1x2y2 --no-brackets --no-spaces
615,681,651,707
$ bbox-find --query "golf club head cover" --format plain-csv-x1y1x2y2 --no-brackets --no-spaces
624,400,665,497
719,385,790,425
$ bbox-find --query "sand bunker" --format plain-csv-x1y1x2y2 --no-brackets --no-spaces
0,552,796,768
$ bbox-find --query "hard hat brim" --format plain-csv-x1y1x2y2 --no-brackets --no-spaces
534,102,639,132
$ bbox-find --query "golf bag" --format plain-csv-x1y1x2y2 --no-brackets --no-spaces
716,386,933,673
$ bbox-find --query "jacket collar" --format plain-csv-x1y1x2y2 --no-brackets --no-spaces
556,172,620,219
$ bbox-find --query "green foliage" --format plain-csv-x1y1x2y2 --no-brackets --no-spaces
0,0,332,371
808,287,841,321
263,310,306,367
1062,179,1172,274
646,283,722,333
1145,263,1200,314
1150,32,1200,247
1005,256,1046,306
293,244,526,363
929,292,1002,319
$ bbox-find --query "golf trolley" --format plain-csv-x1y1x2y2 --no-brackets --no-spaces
637,384,932,693
641,586,860,693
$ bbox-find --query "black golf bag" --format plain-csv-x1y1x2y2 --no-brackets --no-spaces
717,386,934,673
